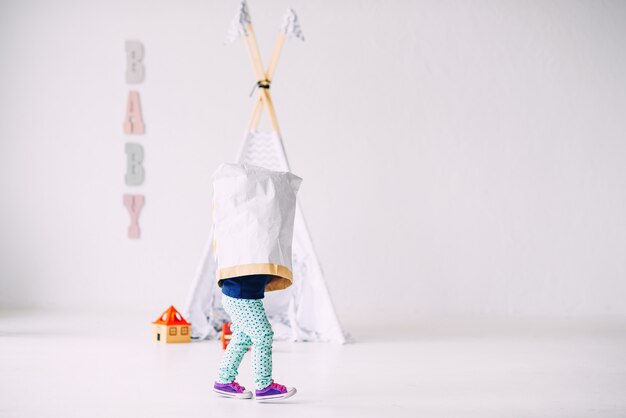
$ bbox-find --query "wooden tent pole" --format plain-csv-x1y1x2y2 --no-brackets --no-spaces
249,32,286,131
266,32,286,82
244,23,282,135
243,24,266,81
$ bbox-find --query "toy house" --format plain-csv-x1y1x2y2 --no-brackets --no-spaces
152,305,191,343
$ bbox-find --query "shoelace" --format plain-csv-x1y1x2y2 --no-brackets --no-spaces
231,381,245,392
269,381,286,392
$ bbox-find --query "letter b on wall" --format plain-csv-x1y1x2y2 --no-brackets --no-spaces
125,143,145,186
125,41,145,83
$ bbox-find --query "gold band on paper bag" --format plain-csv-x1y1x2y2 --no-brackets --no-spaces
217,263,293,291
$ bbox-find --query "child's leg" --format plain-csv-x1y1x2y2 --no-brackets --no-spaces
219,295,274,390
246,302,274,390
217,299,252,384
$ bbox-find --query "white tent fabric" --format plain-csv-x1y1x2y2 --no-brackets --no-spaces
185,131,346,343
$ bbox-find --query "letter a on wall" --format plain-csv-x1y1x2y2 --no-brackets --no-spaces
123,91,145,134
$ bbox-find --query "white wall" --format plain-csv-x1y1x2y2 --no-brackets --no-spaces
1,0,625,323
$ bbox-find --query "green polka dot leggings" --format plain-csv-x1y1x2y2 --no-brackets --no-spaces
217,294,274,390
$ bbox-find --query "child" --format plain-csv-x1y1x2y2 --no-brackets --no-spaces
211,163,301,401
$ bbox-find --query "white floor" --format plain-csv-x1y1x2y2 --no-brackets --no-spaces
1,311,625,418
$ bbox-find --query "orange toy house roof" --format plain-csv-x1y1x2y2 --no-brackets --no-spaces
153,305,191,326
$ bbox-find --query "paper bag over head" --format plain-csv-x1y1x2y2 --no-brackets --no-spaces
212,163,303,292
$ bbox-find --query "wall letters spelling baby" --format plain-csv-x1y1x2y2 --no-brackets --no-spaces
123,41,146,239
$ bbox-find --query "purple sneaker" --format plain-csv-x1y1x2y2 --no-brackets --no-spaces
255,380,297,401
213,381,252,399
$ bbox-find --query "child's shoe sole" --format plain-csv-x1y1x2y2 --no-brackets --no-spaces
213,388,253,399
255,387,297,402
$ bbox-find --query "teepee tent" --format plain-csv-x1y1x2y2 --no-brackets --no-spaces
185,1,346,344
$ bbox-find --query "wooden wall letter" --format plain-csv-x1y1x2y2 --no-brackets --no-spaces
125,41,145,83
125,143,145,186
123,91,145,134
123,194,145,239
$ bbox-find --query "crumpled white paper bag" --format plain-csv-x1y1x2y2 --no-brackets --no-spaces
212,163,302,291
